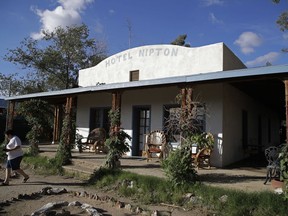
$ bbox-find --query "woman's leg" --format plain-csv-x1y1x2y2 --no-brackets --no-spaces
14,156,29,182
3,167,11,184
15,168,29,180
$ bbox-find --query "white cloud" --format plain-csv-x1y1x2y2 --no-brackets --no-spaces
109,9,115,14
209,13,223,24
200,0,224,6
245,52,280,67
283,32,288,40
30,0,94,40
234,32,262,54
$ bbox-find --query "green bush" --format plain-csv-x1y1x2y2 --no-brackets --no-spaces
162,146,198,186
23,152,63,175
104,130,131,169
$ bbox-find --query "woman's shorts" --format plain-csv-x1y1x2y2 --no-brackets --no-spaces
6,156,23,170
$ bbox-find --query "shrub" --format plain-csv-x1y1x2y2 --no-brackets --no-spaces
162,144,198,186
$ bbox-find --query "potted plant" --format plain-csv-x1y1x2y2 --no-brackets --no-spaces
189,132,214,150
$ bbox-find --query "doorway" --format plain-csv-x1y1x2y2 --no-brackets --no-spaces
132,106,151,156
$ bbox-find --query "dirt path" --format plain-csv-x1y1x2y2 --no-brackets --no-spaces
0,166,206,216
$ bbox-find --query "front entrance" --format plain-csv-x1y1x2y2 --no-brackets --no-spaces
132,106,151,156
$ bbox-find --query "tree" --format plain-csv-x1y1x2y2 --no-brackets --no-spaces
4,24,107,90
0,72,49,97
17,99,54,155
171,34,191,47
272,0,288,52
272,0,288,200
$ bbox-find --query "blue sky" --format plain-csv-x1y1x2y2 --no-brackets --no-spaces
0,0,287,76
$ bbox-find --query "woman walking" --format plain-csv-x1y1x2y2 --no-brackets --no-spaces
1,129,29,186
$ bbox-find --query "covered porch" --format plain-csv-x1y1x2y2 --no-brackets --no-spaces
5,64,288,167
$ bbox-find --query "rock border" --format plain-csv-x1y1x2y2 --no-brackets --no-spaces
0,187,158,216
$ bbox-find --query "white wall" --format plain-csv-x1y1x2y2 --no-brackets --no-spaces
222,84,280,166
194,83,224,167
121,86,179,130
78,43,228,86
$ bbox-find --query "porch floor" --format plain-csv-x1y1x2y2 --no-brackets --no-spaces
33,143,275,193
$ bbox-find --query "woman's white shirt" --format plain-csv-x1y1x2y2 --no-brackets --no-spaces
6,136,23,160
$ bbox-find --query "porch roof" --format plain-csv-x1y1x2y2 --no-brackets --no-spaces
5,64,288,103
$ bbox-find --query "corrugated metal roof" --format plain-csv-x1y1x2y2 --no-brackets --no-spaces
5,64,288,101
0,98,7,108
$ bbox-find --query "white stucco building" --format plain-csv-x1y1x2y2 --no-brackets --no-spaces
6,42,288,167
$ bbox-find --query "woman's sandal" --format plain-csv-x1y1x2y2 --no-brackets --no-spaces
22,177,29,183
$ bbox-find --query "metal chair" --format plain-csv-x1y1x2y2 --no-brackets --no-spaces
263,146,281,184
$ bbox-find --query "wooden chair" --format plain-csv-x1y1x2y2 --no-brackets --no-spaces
192,147,212,169
77,128,107,153
264,146,281,184
144,130,168,161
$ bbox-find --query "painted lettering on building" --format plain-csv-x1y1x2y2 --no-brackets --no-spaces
105,47,179,67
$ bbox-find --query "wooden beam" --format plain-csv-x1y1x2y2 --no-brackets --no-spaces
52,105,60,144
187,87,194,112
112,91,122,111
285,80,288,143
65,96,73,145
181,88,187,110
6,101,15,130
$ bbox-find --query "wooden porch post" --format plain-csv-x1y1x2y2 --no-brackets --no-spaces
111,91,122,133
187,87,194,112
112,91,122,112
179,86,194,145
6,101,15,130
285,80,288,143
180,86,194,117
52,105,60,144
181,87,187,110
64,96,73,146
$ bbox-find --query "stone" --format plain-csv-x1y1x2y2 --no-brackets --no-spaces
47,188,67,195
85,207,102,216
125,203,132,211
219,195,228,203
151,210,159,216
81,203,92,209
40,187,53,195
135,206,143,213
79,191,88,197
68,201,82,206
116,201,125,208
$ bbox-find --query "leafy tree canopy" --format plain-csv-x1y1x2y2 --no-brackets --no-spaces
272,0,288,52
4,23,107,91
